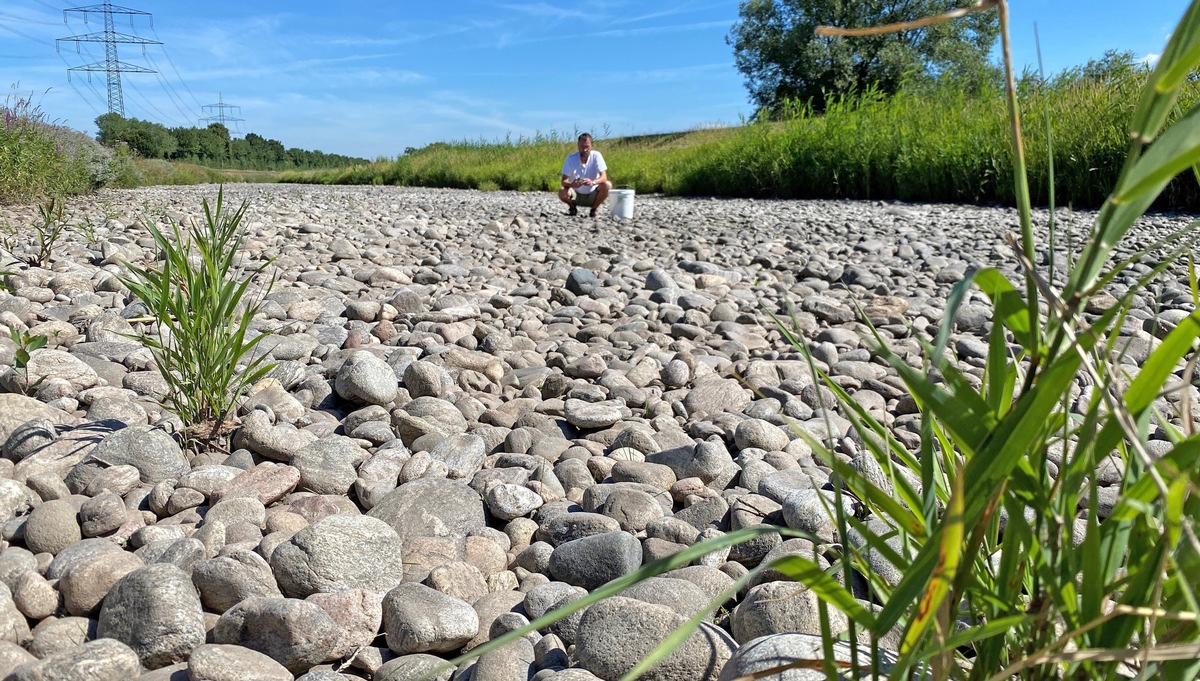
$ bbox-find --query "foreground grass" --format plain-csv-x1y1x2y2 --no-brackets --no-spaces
285,72,1200,210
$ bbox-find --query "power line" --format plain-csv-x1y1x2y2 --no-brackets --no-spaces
0,11,61,26
65,76,101,117
125,78,184,126
149,24,203,111
32,0,69,13
60,41,114,113
57,3,161,117
0,20,56,46
141,48,198,122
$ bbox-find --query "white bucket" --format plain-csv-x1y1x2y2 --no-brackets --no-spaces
611,189,635,220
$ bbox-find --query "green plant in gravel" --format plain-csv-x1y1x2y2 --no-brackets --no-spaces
439,1,1200,680
119,188,276,450
8,326,47,393
17,197,67,268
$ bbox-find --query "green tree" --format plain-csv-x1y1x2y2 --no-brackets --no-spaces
94,113,131,146
727,0,1000,113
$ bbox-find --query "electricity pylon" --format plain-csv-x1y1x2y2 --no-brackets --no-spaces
57,3,161,117
200,93,245,136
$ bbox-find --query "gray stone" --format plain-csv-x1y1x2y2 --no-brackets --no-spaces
683,378,751,418
191,550,283,614
403,360,454,399
781,489,855,543
0,395,75,449
45,537,124,579
213,597,342,674
368,477,486,543
548,531,642,590
486,483,544,521
564,399,627,430
335,351,399,406
428,433,487,479
731,580,847,644
734,418,790,452
186,644,292,681
292,435,369,495
8,638,141,681
473,638,535,681
27,617,91,658
618,576,712,618
718,633,898,681
382,583,479,655
60,550,144,616
0,583,30,645
97,563,206,669
0,479,32,524
537,512,621,546
0,640,36,678
232,411,317,462
23,499,81,555
305,589,384,658
575,597,735,681
87,426,188,484
596,488,665,533
271,513,406,597
375,653,455,681
0,349,99,395
78,491,126,537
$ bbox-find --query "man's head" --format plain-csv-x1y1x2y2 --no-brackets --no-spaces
577,133,593,159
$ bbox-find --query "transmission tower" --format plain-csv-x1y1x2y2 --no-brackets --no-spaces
199,93,245,136
56,3,161,117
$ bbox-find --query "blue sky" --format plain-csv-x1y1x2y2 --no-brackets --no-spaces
0,1,1192,159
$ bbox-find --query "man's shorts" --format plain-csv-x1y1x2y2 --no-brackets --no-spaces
569,189,598,207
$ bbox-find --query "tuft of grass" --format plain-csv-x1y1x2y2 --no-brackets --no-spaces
119,187,277,451
18,198,67,268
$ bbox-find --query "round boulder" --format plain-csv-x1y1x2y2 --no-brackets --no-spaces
213,597,341,674
368,478,486,543
87,425,188,484
272,514,406,598
575,597,735,681
97,563,206,669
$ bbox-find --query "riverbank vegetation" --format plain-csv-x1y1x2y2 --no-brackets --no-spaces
286,51,1200,210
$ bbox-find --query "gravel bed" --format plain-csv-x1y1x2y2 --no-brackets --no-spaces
0,184,1191,681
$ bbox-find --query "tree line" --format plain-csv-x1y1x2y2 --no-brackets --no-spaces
94,113,369,171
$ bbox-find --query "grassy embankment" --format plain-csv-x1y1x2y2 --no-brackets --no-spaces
285,72,1200,210
0,91,283,205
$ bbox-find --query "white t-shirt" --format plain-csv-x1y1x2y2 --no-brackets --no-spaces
561,151,607,193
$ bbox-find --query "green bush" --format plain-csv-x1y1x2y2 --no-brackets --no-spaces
0,87,137,203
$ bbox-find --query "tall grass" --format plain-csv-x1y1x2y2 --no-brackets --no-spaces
288,70,1200,210
0,88,131,204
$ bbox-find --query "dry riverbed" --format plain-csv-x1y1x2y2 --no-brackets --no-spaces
0,184,1192,680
